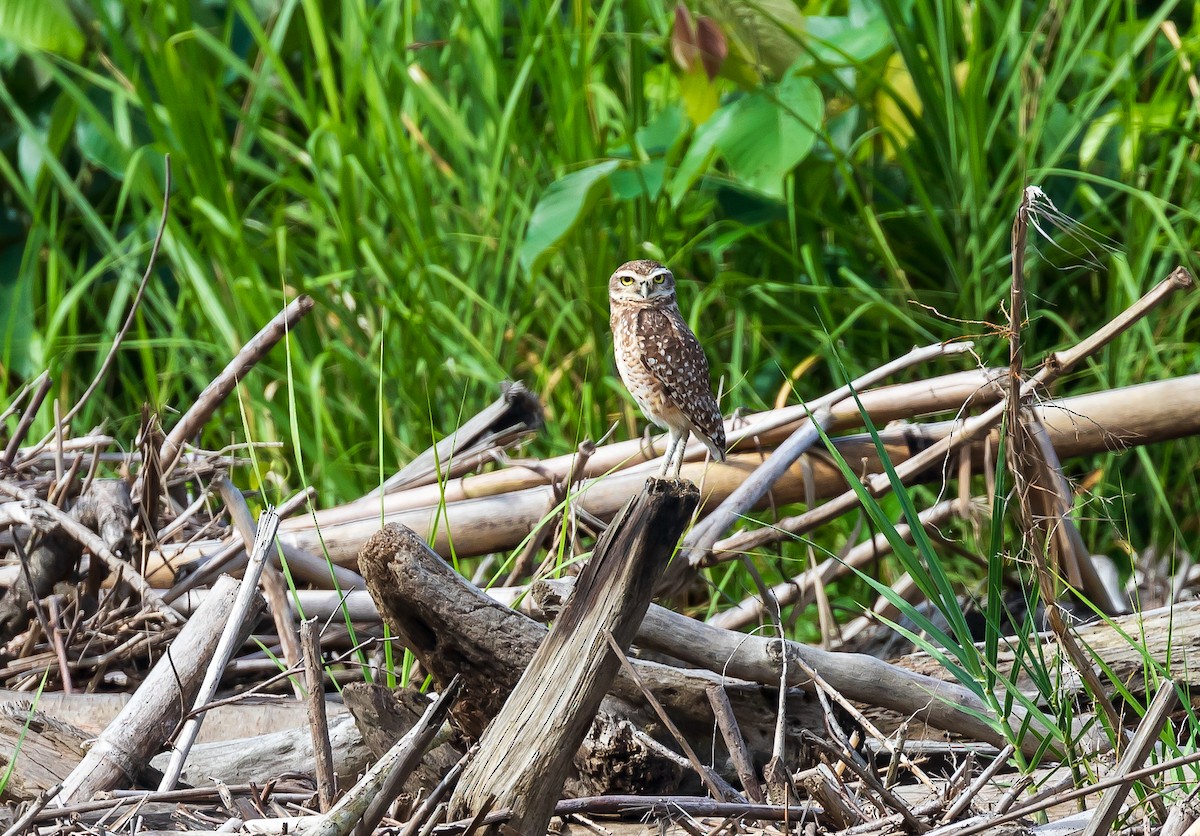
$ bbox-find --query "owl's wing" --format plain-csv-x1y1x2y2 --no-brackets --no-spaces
635,307,726,447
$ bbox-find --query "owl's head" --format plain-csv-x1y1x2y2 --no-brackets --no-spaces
608,259,676,305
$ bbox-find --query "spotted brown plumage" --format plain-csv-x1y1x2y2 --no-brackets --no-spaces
608,259,726,478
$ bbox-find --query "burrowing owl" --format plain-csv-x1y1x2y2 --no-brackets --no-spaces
609,259,726,478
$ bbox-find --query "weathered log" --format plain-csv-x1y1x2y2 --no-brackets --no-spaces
145,711,371,789
446,479,698,833
56,574,263,804
356,509,824,797
0,701,91,801
890,600,1200,698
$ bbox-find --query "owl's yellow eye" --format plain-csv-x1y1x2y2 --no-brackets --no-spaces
653,275,666,284
620,276,634,286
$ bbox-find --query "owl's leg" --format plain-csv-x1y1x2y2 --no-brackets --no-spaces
671,429,690,479
659,431,679,478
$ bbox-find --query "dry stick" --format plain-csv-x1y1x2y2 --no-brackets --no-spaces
291,677,461,836
604,631,734,801
1,371,52,469
159,294,316,476
0,372,43,427
1006,192,1127,748
710,498,965,632
301,618,337,813
1026,414,1122,613
158,507,281,791
0,481,183,625
680,341,974,570
1079,679,1179,836
946,746,1200,836
550,796,819,822
941,743,1015,823
163,485,320,602
399,746,478,836
216,476,302,685
46,596,73,695
705,684,765,803
715,265,1195,559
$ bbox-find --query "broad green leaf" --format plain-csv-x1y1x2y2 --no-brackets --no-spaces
519,161,620,271
800,15,891,67
716,74,822,198
636,105,685,156
0,0,83,60
668,102,737,206
609,159,666,202
76,116,130,178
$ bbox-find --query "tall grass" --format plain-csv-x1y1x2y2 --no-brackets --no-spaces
1,0,1198,626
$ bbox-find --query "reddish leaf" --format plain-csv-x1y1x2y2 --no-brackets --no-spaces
671,3,698,72
695,17,727,81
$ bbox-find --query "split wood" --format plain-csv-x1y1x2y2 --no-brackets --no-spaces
447,479,700,834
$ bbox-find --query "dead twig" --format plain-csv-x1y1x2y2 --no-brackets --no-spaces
604,630,735,802
160,295,316,475
302,618,338,812
399,745,477,836
1079,678,1178,836
705,684,765,803
1,372,53,470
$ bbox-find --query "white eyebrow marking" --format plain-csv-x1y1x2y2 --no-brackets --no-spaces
647,266,672,280
612,270,644,281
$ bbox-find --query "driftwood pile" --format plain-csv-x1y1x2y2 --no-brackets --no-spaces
2,188,1200,834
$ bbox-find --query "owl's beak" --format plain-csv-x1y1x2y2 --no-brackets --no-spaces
639,283,650,298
